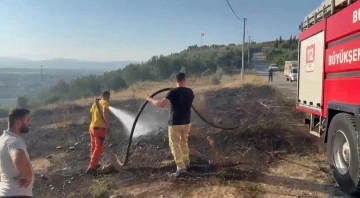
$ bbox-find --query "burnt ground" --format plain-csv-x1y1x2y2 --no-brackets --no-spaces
0,84,342,198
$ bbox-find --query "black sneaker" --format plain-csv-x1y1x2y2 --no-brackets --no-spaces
85,168,98,176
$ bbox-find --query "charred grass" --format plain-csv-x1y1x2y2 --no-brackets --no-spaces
0,74,337,197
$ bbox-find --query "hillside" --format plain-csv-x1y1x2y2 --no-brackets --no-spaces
1,36,341,197
252,35,298,67
31,37,298,106
5,72,335,198
35,44,252,103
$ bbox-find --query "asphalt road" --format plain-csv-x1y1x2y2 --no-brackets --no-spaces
252,53,297,99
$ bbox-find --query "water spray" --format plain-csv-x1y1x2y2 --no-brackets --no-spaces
121,87,246,166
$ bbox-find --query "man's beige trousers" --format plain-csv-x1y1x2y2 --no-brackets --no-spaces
168,124,191,171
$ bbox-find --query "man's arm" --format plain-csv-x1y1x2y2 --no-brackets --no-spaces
8,140,32,187
147,97,170,108
103,107,110,128
146,89,172,108
103,102,110,129
191,89,195,103
10,150,32,178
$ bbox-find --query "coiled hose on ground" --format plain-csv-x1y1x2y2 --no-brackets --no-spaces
122,87,244,165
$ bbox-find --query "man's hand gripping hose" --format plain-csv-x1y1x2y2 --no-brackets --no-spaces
121,87,246,166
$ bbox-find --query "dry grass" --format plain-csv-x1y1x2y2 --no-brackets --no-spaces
32,158,52,173
111,181,264,198
42,74,266,110
90,178,113,198
27,70,339,198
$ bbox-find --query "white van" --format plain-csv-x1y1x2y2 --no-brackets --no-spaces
289,67,297,82
284,61,298,81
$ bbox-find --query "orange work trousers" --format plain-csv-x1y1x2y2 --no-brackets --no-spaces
89,127,106,169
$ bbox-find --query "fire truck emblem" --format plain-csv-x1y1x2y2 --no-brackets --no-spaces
305,44,315,72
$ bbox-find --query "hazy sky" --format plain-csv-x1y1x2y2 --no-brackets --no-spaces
0,0,321,62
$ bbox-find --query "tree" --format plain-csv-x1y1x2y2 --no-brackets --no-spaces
41,42,255,104
49,80,69,97
257,35,299,66
101,71,127,91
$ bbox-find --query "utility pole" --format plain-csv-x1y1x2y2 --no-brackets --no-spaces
40,65,43,93
248,36,251,64
224,0,247,80
241,18,247,81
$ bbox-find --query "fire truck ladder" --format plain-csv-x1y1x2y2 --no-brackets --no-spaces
300,0,357,31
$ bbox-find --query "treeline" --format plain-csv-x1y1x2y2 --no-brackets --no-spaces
40,44,252,104
258,35,298,67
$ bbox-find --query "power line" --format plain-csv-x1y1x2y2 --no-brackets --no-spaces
225,0,244,22
225,0,247,81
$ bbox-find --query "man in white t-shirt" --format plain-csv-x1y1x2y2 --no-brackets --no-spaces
0,108,34,198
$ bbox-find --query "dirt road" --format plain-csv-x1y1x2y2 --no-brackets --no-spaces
252,53,297,98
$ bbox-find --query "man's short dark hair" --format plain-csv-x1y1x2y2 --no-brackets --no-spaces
8,108,30,128
176,72,186,82
101,91,110,98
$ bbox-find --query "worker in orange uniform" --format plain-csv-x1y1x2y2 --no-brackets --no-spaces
86,91,110,176
146,72,194,178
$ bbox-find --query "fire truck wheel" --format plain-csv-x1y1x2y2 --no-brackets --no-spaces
327,113,360,195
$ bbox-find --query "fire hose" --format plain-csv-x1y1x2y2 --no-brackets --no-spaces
122,87,245,166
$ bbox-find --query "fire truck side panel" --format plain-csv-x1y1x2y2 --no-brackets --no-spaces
326,0,360,43
322,1,360,117
323,78,360,116
297,31,325,115
323,36,360,116
325,36,360,73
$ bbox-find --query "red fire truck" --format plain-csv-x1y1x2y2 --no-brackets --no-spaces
298,0,360,195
